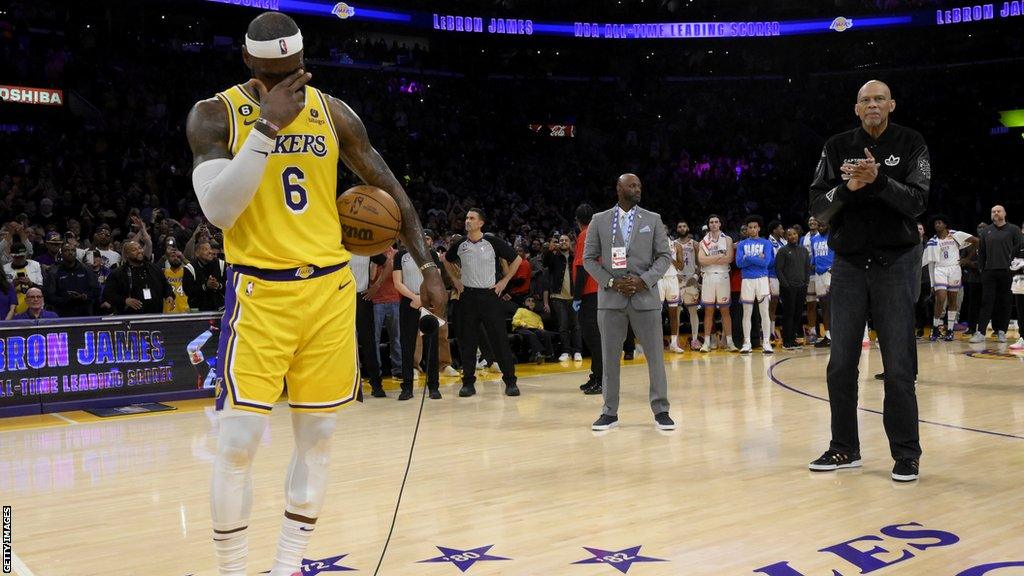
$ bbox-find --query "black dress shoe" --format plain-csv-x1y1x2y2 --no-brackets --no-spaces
370,384,387,398
505,383,521,396
398,389,414,401
428,389,442,400
458,384,476,397
623,352,635,360
583,384,603,395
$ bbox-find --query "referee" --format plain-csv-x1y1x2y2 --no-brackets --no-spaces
808,80,930,482
444,208,522,397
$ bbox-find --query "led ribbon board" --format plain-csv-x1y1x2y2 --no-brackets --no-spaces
204,0,1024,38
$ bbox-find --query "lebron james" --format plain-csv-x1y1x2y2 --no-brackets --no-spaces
186,11,445,576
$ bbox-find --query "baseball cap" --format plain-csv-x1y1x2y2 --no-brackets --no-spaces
10,243,28,256
423,228,435,239
45,231,62,244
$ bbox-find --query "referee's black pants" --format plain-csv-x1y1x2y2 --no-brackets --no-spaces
458,287,517,387
827,250,920,461
400,296,439,392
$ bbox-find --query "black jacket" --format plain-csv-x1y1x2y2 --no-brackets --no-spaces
775,244,811,288
44,261,99,317
542,249,573,295
104,262,173,315
184,258,226,311
809,123,930,266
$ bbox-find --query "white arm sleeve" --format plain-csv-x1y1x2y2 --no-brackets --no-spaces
191,129,275,229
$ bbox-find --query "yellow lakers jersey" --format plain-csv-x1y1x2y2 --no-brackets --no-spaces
163,264,190,313
216,84,350,269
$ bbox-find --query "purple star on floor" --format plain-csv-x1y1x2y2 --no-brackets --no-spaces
258,554,355,575
417,545,511,572
572,546,668,574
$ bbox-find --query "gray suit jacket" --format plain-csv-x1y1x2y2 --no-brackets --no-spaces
583,205,672,311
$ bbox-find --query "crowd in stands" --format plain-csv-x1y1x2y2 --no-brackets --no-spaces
0,0,1021,337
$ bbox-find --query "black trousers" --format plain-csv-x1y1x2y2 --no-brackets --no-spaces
514,328,554,357
977,269,1013,334
828,250,920,460
963,280,982,333
356,292,381,387
400,297,439,392
780,285,807,347
579,293,603,385
551,298,581,354
458,288,517,386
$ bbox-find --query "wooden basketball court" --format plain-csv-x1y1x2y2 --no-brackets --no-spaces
2,339,1023,575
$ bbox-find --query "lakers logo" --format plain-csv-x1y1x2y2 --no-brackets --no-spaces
214,377,227,410
830,17,854,32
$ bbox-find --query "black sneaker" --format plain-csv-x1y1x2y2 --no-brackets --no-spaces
583,384,603,395
814,336,831,348
397,389,414,401
808,450,862,471
458,384,476,397
654,412,676,430
505,383,521,397
623,352,635,361
580,380,595,390
370,384,387,398
891,458,919,482
428,389,442,400
929,327,942,342
592,414,619,431
530,352,544,364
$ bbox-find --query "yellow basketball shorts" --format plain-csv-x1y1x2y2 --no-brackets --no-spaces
215,262,359,414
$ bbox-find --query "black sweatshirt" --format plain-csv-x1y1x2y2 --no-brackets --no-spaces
978,222,1023,271
809,123,930,266
775,244,811,288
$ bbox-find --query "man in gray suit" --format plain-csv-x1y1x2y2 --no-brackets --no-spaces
583,174,675,431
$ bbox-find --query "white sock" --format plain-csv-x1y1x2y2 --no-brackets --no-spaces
670,335,678,347
825,330,831,339
947,311,957,331
742,303,754,344
269,517,316,576
688,307,700,339
758,299,772,343
212,521,249,576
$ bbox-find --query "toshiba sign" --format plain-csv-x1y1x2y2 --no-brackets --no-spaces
0,85,64,106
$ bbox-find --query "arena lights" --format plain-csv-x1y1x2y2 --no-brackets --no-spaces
203,0,1024,39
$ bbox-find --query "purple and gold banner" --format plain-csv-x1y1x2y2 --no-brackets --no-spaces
0,314,220,415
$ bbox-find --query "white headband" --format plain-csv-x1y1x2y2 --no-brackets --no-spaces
244,31,303,59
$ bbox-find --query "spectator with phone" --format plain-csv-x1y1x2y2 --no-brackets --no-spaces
44,242,100,318
3,243,44,314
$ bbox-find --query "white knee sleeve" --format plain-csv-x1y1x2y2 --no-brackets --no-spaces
211,413,266,524
284,412,338,517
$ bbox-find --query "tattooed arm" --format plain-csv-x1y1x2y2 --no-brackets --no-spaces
325,94,446,316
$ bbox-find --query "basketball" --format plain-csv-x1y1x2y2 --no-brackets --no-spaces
337,184,402,256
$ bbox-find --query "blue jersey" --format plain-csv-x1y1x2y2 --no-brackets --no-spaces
735,237,775,279
767,235,784,278
811,232,834,275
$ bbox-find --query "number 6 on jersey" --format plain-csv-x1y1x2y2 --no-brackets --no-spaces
282,166,308,213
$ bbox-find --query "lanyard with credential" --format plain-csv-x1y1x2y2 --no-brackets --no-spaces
611,207,637,249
